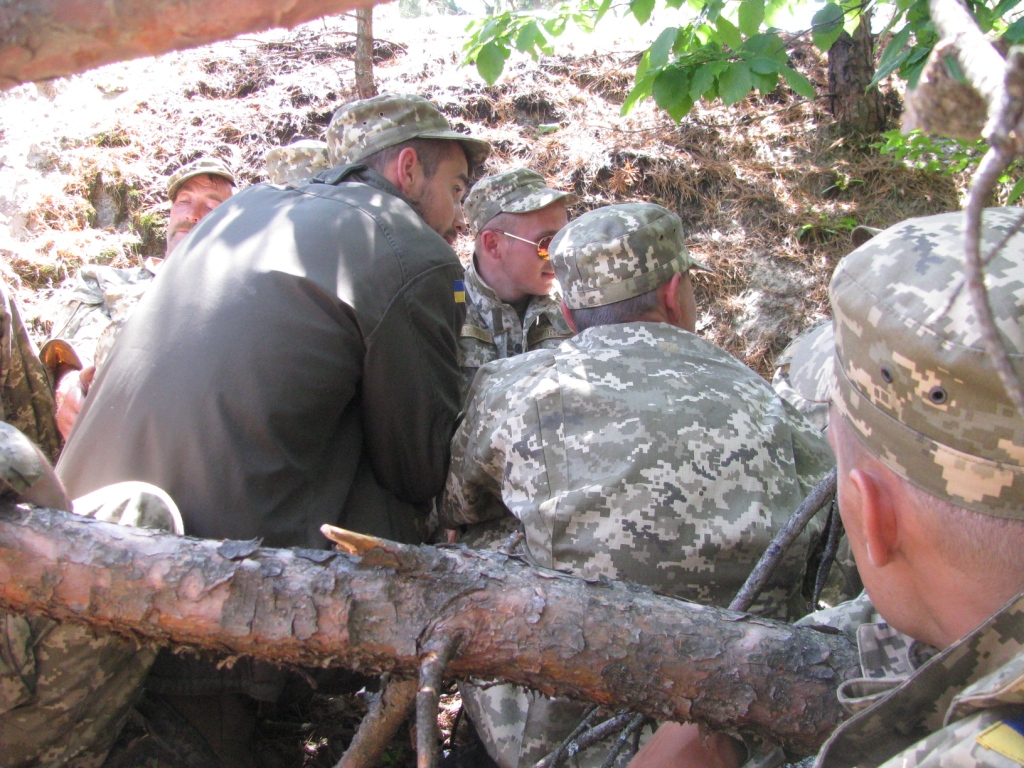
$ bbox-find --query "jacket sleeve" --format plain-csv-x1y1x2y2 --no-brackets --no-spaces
360,260,466,506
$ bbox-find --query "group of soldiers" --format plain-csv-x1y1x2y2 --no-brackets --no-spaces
1,89,1023,768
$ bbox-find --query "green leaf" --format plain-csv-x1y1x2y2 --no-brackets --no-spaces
1008,176,1024,205
543,16,568,36
516,21,540,52
630,0,656,24
689,62,717,100
749,56,780,74
752,70,779,93
715,16,743,49
621,75,655,115
869,25,912,88
475,41,507,84
653,67,695,120
780,65,816,98
738,0,765,36
718,62,753,105
595,0,614,22
812,3,845,52
649,27,679,70
1005,16,1024,43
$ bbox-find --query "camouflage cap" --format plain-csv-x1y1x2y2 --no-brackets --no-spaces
464,168,578,236
793,208,1024,518
166,157,236,201
782,321,835,406
265,140,331,186
326,93,490,169
550,202,709,309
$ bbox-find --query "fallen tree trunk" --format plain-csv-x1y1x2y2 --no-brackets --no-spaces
0,0,375,91
0,503,857,756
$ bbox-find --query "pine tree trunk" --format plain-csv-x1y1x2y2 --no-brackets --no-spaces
0,503,857,756
827,12,887,133
354,9,377,100
0,0,376,90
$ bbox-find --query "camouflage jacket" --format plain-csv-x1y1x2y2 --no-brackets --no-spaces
771,321,832,433
805,591,1024,768
0,282,60,463
50,259,161,369
458,257,573,398
441,322,835,768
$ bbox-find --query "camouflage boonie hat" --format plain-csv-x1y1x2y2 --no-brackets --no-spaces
793,208,1024,519
167,157,236,201
326,93,490,169
464,168,578,236
550,202,710,309
265,140,331,185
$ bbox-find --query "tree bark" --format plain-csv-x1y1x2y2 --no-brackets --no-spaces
0,0,377,91
0,503,857,756
827,13,886,133
354,8,377,100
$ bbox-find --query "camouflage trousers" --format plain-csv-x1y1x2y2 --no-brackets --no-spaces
0,482,183,768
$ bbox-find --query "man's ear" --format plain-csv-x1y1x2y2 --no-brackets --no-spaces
391,146,422,197
658,272,684,326
849,468,900,568
478,230,502,262
561,299,577,333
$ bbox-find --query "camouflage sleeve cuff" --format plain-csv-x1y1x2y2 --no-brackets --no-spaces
0,422,46,498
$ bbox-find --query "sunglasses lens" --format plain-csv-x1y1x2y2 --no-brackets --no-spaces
537,236,554,260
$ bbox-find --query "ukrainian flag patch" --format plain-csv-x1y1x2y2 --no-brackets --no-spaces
454,280,466,303
977,712,1024,764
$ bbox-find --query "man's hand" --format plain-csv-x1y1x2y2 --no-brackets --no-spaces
627,723,743,768
55,365,96,440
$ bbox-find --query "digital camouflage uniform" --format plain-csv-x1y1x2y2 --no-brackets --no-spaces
442,204,835,768
265,139,331,186
786,208,1024,768
0,282,183,768
0,281,61,463
458,168,577,396
46,157,236,372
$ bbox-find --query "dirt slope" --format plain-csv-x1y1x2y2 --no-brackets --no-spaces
0,8,964,375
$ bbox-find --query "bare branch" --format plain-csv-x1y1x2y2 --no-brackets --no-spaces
337,677,418,768
730,467,837,613
417,636,461,768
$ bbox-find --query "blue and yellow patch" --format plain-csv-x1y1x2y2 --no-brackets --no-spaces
454,280,466,304
977,713,1024,764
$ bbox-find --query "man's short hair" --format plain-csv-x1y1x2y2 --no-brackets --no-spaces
361,138,462,180
792,208,1024,520
326,93,489,172
549,203,708,309
569,289,661,332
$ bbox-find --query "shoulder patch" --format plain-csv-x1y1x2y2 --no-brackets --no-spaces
977,713,1024,765
454,280,466,304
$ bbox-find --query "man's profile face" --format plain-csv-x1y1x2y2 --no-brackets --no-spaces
407,146,470,246
493,201,568,301
166,173,235,254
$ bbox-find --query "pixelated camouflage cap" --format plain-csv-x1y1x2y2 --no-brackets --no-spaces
550,202,710,309
793,208,1024,518
326,93,490,169
464,168,578,236
782,321,835,407
265,140,331,186
166,157,236,201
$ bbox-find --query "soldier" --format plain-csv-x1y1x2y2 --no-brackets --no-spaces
770,320,833,432
458,168,576,396
45,156,236,439
265,138,331,185
55,93,488,767
440,202,834,768
634,208,1024,768
0,279,183,768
